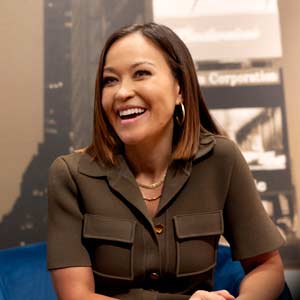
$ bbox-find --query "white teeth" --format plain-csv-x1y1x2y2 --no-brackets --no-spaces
119,108,145,117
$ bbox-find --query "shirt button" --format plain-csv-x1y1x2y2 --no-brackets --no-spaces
149,272,160,280
154,224,164,234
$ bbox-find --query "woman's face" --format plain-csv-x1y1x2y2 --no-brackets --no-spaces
101,32,181,147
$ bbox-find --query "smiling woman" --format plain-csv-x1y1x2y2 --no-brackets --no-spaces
47,23,285,300
101,32,181,150
86,23,219,167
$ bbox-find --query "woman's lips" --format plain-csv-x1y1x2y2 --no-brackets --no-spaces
118,108,148,125
118,107,146,119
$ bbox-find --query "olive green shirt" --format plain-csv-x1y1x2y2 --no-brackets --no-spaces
47,134,284,300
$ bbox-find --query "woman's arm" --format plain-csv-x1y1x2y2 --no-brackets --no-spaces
237,250,284,300
51,266,118,300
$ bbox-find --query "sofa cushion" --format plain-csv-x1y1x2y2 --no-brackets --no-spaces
0,243,56,300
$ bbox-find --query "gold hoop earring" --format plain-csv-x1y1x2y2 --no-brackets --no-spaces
175,102,185,126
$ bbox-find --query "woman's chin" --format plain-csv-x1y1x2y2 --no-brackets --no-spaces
120,137,144,147
119,133,152,149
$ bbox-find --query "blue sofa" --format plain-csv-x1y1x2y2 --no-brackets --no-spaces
0,243,292,300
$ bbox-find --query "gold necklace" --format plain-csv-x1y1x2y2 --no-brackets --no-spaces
137,172,167,189
143,194,162,201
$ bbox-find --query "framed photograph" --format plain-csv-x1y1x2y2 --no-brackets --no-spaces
210,107,286,170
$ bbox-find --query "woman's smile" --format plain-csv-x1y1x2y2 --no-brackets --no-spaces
116,105,148,125
101,32,181,146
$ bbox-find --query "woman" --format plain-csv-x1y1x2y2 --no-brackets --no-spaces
47,23,285,300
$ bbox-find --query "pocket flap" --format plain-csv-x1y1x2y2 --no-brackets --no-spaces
173,211,223,239
83,214,136,243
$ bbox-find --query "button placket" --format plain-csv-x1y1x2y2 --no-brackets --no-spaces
154,223,164,235
149,272,160,280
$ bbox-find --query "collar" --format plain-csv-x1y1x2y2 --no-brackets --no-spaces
77,131,216,231
78,130,216,178
193,129,216,161
78,152,110,177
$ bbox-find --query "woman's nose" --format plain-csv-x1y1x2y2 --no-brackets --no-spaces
115,79,135,101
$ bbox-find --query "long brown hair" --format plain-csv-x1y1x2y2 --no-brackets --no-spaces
86,22,220,166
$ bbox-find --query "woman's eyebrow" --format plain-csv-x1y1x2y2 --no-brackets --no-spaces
103,66,116,73
103,61,155,73
131,61,155,69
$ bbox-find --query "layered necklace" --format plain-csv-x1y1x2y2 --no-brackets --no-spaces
137,172,166,201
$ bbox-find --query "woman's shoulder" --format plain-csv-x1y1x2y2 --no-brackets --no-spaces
195,131,241,164
210,135,242,163
212,135,248,170
214,135,238,152
49,151,91,175
49,150,112,179
51,150,83,165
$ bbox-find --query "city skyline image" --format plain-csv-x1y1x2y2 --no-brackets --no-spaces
0,0,152,248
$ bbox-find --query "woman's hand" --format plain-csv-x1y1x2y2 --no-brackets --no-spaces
190,289,235,300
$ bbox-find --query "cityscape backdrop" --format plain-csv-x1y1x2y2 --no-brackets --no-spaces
0,0,299,269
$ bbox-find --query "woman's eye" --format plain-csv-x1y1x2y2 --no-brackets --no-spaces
102,76,117,86
134,70,151,78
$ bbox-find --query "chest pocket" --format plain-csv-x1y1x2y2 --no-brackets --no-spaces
83,214,136,280
173,211,223,277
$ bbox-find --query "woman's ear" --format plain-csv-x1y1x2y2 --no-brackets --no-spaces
175,81,182,105
176,94,183,105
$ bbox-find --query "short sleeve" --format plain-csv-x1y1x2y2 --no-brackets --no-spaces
223,143,285,260
47,156,91,270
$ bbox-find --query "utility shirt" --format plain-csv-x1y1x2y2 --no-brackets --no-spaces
47,134,284,300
